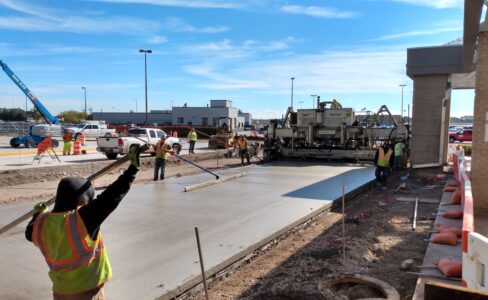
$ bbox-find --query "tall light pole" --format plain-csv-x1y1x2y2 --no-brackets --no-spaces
299,101,303,108
133,98,138,112
399,84,406,118
81,86,87,117
310,94,318,109
139,49,152,125
290,77,295,109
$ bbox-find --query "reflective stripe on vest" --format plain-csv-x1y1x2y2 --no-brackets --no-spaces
377,147,393,167
32,210,111,294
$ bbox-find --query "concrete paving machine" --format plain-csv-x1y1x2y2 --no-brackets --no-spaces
264,99,409,161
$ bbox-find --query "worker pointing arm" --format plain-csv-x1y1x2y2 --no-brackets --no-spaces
25,145,141,299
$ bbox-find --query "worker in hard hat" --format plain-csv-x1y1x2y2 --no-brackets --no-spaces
331,99,342,109
25,144,141,299
154,135,174,181
374,142,394,190
236,135,251,166
187,128,198,154
62,130,73,155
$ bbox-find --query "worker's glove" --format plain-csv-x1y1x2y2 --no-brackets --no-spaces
128,144,141,169
34,202,48,214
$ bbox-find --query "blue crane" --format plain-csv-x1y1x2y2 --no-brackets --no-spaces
0,60,61,148
0,60,59,125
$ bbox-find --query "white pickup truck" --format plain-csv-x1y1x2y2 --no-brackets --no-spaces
66,123,116,139
97,127,181,159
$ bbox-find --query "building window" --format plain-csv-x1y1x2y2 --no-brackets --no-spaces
177,117,184,124
202,117,208,126
212,118,218,126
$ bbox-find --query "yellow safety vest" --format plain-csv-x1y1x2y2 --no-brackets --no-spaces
377,147,393,167
155,141,170,159
32,209,111,295
188,131,197,142
238,139,248,150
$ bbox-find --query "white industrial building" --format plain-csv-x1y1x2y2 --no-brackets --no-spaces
92,100,252,128
172,100,249,130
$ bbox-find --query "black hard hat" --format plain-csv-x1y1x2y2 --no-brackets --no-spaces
53,177,94,212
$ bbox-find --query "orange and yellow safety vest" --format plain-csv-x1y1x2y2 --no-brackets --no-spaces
377,147,393,167
155,141,171,159
32,209,111,295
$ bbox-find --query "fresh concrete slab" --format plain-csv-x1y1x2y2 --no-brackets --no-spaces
0,161,375,300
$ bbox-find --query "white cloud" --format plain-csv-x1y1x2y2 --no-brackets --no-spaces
0,15,160,34
163,17,229,33
372,26,462,40
90,0,245,9
280,5,358,18
0,0,59,20
146,35,168,44
391,0,462,9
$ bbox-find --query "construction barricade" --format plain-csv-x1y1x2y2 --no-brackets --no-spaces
73,139,81,155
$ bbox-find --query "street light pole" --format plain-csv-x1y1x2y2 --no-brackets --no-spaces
399,84,406,118
139,49,152,125
290,77,295,109
81,86,87,117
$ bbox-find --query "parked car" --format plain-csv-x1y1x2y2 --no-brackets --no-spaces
65,122,116,139
244,124,255,131
449,128,472,143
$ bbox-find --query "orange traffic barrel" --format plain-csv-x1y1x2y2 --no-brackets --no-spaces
79,133,86,145
73,140,81,155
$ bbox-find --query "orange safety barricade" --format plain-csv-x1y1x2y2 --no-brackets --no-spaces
37,136,52,156
79,133,86,145
73,140,81,155
172,131,178,137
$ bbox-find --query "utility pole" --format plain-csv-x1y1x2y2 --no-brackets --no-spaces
399,84,406,119
290,77,295,109
81,86,87,117
310,94,318,109
139,49,152,125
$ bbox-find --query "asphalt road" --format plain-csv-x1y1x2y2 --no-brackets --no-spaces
0,161,375,300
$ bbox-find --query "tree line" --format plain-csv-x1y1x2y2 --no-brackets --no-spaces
0,108,91,123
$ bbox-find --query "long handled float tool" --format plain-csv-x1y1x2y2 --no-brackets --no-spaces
0,144,149,236
171,152,245,192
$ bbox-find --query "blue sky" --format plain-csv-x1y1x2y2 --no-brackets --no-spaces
0,0,476,119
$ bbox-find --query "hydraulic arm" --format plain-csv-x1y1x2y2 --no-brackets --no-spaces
0,60,59,125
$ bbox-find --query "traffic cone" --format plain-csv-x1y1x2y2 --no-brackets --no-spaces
80,133,86,146
73,140,81,155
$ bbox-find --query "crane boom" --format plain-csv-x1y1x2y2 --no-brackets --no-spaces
0,60,59,125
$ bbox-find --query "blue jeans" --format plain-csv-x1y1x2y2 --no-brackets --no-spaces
154,158,167,180
375,166,389,186
189,141,196,153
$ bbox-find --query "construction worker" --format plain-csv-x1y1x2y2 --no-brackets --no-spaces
236,135,250,166
331,99,342,109
62,130,73,155
25,144,141,300
374,142,394,189
394,139,406,171
154,135,173,181
187,128,197,154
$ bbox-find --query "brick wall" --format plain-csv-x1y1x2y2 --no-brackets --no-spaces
472,31,488,209
411,75,449,165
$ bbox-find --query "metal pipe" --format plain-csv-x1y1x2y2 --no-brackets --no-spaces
173,153,220,180
412,197,419,231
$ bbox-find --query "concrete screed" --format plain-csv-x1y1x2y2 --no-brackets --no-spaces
0,161,375,300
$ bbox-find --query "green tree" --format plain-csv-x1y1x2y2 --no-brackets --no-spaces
58,110,86,123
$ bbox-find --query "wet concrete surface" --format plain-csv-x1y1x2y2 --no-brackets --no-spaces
0,161,375,300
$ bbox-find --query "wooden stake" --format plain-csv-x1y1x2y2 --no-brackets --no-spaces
195,227,210,300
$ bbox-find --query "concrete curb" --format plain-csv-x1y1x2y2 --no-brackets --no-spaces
156,176,377,300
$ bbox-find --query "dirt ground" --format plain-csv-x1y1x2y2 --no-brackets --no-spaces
185,170,446,300
0,153,446,300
